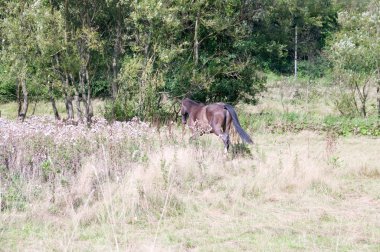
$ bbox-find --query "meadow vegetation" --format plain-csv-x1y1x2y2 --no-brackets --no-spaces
1,0,380,251
1,124,380,251
1,77,380,251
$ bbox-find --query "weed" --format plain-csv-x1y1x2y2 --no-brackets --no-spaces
1,175,27,211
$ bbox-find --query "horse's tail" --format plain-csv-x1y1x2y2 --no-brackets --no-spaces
224,104,253,144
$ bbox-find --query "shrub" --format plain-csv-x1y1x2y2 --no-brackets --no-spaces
103,98,135,122
298,57,331,79
0,81,16,103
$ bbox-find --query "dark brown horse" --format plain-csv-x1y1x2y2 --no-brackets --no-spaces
181,98,253,152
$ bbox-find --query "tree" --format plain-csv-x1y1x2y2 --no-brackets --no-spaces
101,0,131,99
329,0,380,117
1,1,40,121
49,0,105,123
240,0,338,74
0,0,343,123
163,0,266,104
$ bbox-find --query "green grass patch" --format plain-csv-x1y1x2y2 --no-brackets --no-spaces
239,110,380,137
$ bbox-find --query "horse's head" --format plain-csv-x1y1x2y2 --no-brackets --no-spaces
180,102,188,124
181,98,199,124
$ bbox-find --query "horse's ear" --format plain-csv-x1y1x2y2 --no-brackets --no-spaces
173,97,182,104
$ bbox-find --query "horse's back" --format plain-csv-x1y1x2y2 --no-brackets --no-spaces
186,101,227,125
205,103,227,121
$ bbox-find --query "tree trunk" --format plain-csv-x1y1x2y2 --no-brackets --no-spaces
60,1,75,120
18,79,28,122
294,25,298,80
31,100,37,116
112,57,118,99
138,31,151,117
77,35,92,124
112,19,122,99
17,79,22,116
71,74,83,122
79,68,90,123
377,85,380,118
194,12,200,66
354,79,369,117
79,70,87,121
64,0,69,44
377,68,380,118
376,3,380,118
85,68,93,123
54,54,74,119
74,88,83,123
49,79,61,121
64,73,74,120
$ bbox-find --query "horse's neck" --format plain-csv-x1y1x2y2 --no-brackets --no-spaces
186,99,203,110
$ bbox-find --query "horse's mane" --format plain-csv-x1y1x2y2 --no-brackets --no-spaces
183,98,204,106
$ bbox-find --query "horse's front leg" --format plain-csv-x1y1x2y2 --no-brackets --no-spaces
188,128,198,143
188,119,204,143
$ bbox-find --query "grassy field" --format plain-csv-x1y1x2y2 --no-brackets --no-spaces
0,99,105,120
1,78,380,251
1,127,379,251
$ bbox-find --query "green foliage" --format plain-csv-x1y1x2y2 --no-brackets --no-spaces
328,0,380,117
238,110,380,136
297,57,332,79
333,92,360,117
0,81,16,103
103,97,136,122
0,63,16,103
92,80,110,98
323,115,380,136
1,0,376,121
241,0,338,73
329,8,379,75
41,160,53,182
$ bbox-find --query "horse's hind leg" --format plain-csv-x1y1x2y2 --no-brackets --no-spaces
223,112,233,153
213,126,230,153
222,110,232,153
221,133,230,153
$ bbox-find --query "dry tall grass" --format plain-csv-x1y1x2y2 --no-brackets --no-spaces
1,116,379,251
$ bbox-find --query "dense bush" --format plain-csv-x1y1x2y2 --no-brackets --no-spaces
0,81,16,103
